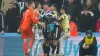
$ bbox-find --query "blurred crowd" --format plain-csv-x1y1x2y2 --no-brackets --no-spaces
0,0,100,34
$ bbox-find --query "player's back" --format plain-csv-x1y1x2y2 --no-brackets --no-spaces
20,7,34,29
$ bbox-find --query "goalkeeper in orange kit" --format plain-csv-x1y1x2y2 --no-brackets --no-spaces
18,1,42,56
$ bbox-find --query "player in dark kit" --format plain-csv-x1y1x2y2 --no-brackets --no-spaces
50,4,61,55
40,3,61,56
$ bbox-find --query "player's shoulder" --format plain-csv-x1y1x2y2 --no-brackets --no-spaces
25,8,34,13
24,9,29,14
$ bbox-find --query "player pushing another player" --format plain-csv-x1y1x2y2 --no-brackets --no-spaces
18,1,42,56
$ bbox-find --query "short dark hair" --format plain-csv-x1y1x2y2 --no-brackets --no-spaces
44,3,51,7
34,2,40,8
60,7,66,10
51,4,57,9
27,1,34,6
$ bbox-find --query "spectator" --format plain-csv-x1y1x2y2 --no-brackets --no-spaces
6,2,18,32
79,8,94,32
84,0,98,8
18,1,25,15
14,3,20,28
0,9,4,34
14,3,20,17
85,0,97,32
97,3,100,19
64,0,77,22
1,0,17,15
68,14,78,36
91,0,98,7
73,0,82,17
85,0,94,13
95,19,100,32
79,30,97,56
73,0,88,17
21,2,28,18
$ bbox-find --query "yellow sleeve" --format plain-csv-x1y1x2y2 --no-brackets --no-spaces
60,15,64,19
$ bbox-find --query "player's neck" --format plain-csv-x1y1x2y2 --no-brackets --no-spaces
44,9,50,12
62,13,66,15
35,8,40,11
28,6,33,9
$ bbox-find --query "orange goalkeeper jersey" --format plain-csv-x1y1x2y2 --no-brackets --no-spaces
20,7,40,30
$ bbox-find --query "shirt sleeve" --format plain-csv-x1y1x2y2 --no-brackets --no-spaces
31,10,40,24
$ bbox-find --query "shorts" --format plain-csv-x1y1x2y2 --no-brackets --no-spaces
21,27,34,38
53,25,61,40
43,32,51,40
43,25,61,40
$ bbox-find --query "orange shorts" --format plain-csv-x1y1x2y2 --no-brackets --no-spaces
21,27,34,38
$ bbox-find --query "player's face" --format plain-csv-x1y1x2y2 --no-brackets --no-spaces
43,4,49,11
50,5,56,11
50,5,54,11
60,9,65,14
32,2,35,8
60,9,63,14
38,3,41,9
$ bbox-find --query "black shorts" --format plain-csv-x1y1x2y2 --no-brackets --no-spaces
52,25,61,40
43,31,51,40
43,25,61,40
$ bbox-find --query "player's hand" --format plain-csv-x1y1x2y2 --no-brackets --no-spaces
41,22,45,27
58,17,62,20
83,44,89,49
38,22,45,27
17,28,21,33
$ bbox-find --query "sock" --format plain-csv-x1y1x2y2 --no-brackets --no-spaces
27,49,31,54
28,39,34,49
27,39,34,54
52,45,56,54
56,48,59,54
43,43,50,56
23,42,28,55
